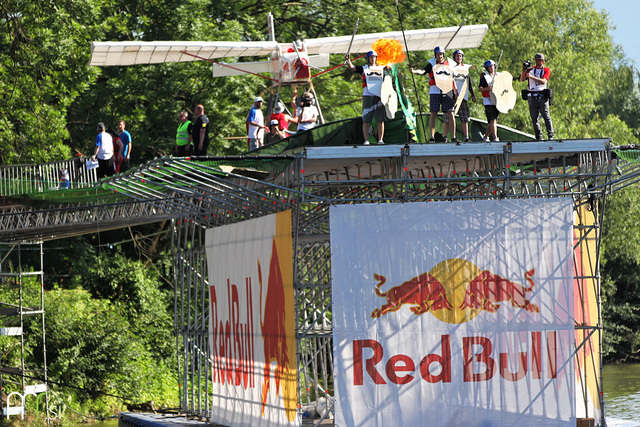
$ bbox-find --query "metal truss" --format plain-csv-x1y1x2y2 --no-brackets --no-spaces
0,138,629,425
169,139,618,425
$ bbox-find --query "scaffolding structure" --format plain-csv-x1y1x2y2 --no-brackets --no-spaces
0,242,49,422
159,139,612,425
0,137,633,425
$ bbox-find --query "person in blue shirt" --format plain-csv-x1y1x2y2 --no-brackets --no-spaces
117,120,132,172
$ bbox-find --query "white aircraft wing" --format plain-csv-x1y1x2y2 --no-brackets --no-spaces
304,25,488,55
89,40,279,66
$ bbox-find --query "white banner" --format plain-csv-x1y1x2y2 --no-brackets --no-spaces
206,211,299,427
331,199,575,427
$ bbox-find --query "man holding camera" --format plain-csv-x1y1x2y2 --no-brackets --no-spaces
292,91,318,132
520,53,554,140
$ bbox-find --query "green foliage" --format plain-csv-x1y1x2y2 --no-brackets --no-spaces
0,0,102,163
74,249,174,359
44,286,177,406
601,188,640,361
0,231,178,420
1,0,639,162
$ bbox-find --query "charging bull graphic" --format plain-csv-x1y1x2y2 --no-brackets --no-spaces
459,268,539,313
371,259,539,320
371,272,453,318
258,239,288,416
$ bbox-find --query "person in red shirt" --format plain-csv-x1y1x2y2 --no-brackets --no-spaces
269,102,295,135
520,53,555,140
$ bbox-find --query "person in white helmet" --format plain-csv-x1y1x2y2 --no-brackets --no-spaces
450,49,476,142
410,46,456,143
346,50,387,145
478,59,500,142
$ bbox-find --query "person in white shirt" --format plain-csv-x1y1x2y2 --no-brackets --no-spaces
346,51,387,145
92,122,114,178
292,92,318,132
246,97,267,150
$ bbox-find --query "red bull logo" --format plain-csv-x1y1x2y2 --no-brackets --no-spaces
371,258,539,323
353,331,558,385
209,211,296,424
371,272,452,318
458,268,539,314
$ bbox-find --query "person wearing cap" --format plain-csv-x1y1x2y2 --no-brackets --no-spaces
292,92,318,132
345,50,387,145
117,120,132,172
265,119,287,145
269,101,295,135
410,46,456,143
520,53,554,140
450,50,476,142
479,59,501,142
92,122,115,179
175,111,193,156
246,97,267,150
192,104,210,155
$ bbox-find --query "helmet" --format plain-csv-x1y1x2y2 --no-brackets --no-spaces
484,60,495,70
453,49,464,57
366,50,377,58
434,46,445,55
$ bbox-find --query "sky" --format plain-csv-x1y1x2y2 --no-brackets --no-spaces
591,0,640,68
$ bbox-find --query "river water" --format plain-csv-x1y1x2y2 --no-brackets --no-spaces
603,363,640,422
65,364,640,426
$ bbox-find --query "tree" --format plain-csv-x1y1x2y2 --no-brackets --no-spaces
0,0,109,163
601,188,640,361
1,0,638,162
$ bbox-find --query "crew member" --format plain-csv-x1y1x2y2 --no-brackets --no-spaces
451,50,476,142
479,60,500,142
410,46,456,143
175,111,193,156
520,53,554,140
192,104,210,155
265,119,286,145
292,92,319,132
92,122,115,178
246,97,267,150
117,120,132,172
270,102,295,135
345,50,386,145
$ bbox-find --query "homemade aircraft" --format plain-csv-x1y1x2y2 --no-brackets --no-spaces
88,13,488,123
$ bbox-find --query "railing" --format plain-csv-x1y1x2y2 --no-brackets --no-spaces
0,157,97,196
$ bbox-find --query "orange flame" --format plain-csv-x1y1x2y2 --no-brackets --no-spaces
372,38,406,66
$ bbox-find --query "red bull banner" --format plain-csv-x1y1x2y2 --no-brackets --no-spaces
205,211,298,427
330,199,575,427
